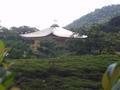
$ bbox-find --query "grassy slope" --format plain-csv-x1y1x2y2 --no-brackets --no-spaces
11,55,120,90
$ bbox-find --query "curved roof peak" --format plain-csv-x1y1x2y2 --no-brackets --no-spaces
21,23,88,38
50,24,59,28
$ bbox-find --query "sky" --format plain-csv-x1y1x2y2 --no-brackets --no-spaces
0,0,120,29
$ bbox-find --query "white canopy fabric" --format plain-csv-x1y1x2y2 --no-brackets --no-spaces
21,25,87,38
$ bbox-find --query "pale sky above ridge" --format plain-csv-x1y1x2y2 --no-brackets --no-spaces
0,0,120,29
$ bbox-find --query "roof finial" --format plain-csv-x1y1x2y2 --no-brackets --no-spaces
53,19,57,24
51,19,59,27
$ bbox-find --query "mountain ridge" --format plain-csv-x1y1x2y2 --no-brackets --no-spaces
66,4,120,30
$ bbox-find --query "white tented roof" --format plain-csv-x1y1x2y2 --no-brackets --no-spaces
21,24,87,38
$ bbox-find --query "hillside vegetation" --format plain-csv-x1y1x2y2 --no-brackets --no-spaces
66,5,120,30
11,55,120,90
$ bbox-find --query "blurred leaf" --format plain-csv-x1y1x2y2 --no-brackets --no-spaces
2,62,14,70
3,71,15,88
102,63,120,90
0,41,5,49
0,84,5,90
11,86,21,90
102,72,111,90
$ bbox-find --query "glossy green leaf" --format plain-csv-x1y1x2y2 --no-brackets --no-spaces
102,63,120,90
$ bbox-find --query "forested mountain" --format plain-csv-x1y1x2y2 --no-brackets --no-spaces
102,16,120,32
66,5,120,30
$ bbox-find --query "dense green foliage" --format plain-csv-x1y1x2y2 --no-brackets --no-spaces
102,16,120,32
0,26,36,59
0,41,15,90
66,25,120,54
10,55,120,90
66,5,120,30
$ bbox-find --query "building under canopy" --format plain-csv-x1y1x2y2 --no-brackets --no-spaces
21,24,87,53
